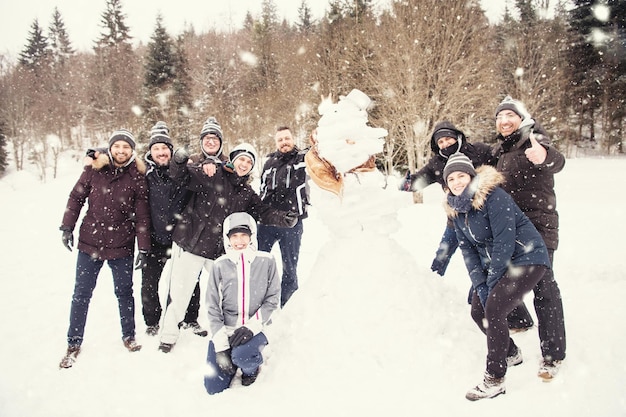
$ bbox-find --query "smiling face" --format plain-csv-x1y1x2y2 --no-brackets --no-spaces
446,171,472,196
110,141,133,167
201,134,221,156
232,155,253,176
496,110,522,137
228,232,251,250
149,143,172,167
275,128,295,154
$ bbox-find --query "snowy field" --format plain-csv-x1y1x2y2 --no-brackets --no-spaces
0,153,625,417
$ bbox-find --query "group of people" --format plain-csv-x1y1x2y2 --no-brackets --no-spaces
399,96,566,400
58,119,309,394
57,94,566,400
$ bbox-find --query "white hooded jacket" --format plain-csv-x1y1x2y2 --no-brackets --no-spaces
207,212,280,352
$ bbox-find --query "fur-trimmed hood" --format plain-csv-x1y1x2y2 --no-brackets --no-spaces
444,165,504,218
91,151,146,174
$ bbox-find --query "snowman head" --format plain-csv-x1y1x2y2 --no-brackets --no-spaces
314,89,387,174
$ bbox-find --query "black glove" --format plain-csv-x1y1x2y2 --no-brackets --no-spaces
430,225,459,276
284,211,299,228
215,350,236,375
134,250,149,270
173,147,190,164
61,230,74,252
229,326,253,348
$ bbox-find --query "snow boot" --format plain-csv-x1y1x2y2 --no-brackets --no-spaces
465,372,506,401
59,345,81,369
182,321,208,337
158,342,174,353
538,359,562,381
145,325,159,336
123,337,142,352
506,346,523,367
241,367,261,386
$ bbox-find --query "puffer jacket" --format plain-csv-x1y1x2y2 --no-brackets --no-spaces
258,147,309,218
492,121,565,249
61,153,150,260
170,160,293,259
444,165,551,291
144,155,189,247
207,212,280,352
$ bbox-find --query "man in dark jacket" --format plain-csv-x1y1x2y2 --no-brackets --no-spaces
399,121,534,331
141,122,206,338
59,129,151,368
491,96,567,381
257,126,310,307
158,143,298,353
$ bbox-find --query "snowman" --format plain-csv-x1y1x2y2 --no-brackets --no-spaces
305,88,408,237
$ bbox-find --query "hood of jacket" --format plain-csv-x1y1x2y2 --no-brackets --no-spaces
222,212,258,254
444,165,504,219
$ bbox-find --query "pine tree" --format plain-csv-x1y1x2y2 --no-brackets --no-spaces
89,0,140,132
18,19,51,71
48,7,74,66
142,14,177,125
296,0,316,33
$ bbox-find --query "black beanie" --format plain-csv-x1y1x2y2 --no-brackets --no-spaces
148,121,173,151
430,121,465,153
109,129,136,150
443,152,476,184
495,96,531,120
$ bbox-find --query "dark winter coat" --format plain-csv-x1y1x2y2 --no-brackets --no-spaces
61,154,150,260
258,147,310,219
491,121,565,249
144,156,190,247
406,141,495,192
170,160,293,259
445,166,551,291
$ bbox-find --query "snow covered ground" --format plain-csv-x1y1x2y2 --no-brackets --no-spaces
0,153,625,417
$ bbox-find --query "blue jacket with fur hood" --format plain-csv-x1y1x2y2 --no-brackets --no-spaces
444,165,551,292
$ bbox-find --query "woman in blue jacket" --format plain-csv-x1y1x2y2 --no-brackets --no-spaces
443,153,551,401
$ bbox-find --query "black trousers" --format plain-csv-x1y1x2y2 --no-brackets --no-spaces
470,265,548,378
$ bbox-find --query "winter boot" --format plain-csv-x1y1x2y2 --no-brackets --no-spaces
182,321,208,337
465,372,506,401
145,325,159,336
538,359,562,381
158,342,174,353
123,337,142,352
241,367,261,386
506,346,523,367
59,345,81,369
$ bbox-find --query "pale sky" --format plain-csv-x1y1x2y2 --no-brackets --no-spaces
0,0,508,59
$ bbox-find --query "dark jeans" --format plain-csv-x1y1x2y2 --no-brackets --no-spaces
533,250,566,361
67,251,136,346
203,333,268,395
142,243,201,327
258,219,303,307
470,265,548,378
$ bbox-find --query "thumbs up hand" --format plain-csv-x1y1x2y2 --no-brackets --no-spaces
525,133,547,165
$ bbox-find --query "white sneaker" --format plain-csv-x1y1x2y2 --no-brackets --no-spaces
466,372,506,401
538,359,562,381
506,347,523,367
